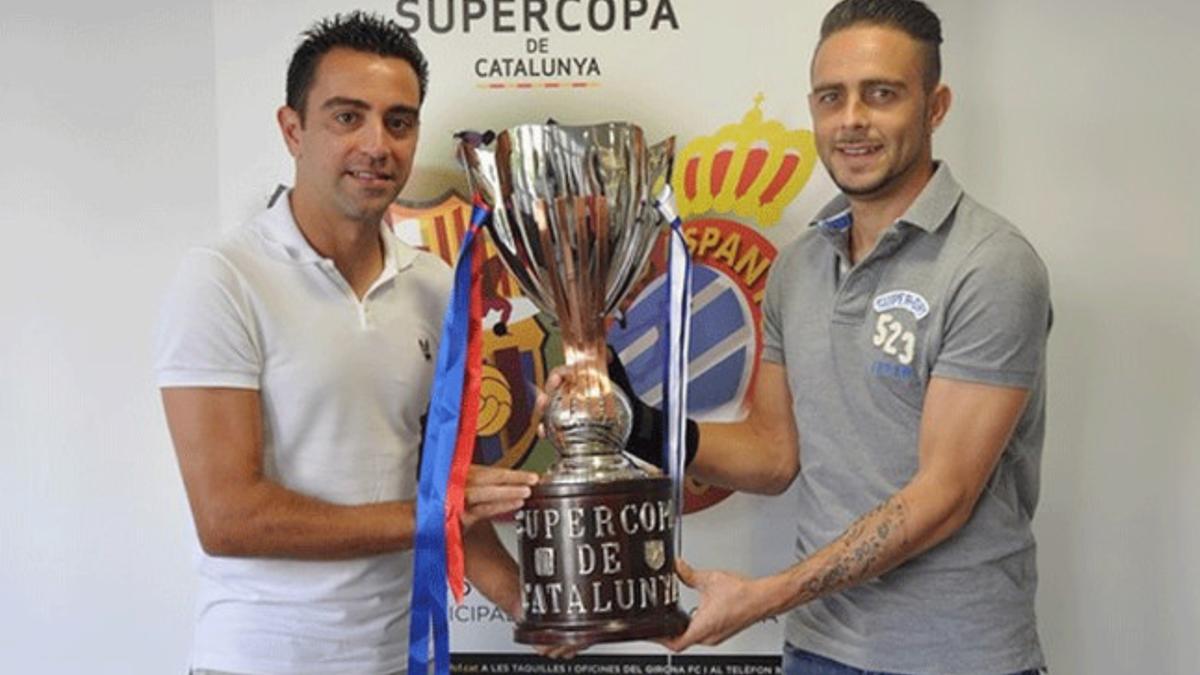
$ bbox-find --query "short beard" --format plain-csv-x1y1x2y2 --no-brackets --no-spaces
834,172,898,198
824,93,935,198
830,134,928,201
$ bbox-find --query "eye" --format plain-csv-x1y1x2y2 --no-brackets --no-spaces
386,114,418,134
814,90,841,106
867,86,898,104
334,110,360,125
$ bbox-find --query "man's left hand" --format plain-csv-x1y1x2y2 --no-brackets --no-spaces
662,559,778,652
462,465,539,529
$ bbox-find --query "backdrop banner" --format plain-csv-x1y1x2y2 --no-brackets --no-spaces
218,0,838,667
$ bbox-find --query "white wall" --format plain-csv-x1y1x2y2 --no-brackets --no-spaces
2,1,1197,673
932,1,1200,673
0,2,217,672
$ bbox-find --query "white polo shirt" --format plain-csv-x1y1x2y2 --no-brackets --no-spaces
155,196,451,674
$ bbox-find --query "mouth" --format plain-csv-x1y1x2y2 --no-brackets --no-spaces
345,170,395,188
835,142,884,159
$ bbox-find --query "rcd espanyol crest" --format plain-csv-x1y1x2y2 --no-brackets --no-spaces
387,192,554,471
609,97,817,513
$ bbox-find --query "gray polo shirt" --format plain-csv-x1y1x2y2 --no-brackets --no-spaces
764,164,1050,674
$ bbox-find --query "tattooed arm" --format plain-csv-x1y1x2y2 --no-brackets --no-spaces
662,376,1030,651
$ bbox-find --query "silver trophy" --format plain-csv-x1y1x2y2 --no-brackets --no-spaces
460,122,688,644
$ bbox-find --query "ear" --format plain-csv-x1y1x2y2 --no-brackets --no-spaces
928,84,952,131
277,105,303,158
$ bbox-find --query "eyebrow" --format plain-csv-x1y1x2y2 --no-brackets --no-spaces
811,78,909,93
320,97,420,117
321,96,370,110
860,78,909,90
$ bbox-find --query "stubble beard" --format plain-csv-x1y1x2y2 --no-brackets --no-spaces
831,150,920,201
826,110,933,202
829,134,930,203
336,181,401,227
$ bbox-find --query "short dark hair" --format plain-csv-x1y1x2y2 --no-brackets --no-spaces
819,0,943,90
286,11,429,120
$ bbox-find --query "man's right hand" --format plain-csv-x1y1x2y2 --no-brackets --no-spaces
533,363,570,433
533,350,697,470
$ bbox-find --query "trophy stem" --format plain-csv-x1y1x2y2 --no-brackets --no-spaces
534,192,641,481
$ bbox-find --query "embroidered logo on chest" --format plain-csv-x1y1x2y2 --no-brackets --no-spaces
870,290,928,376
871,289,930,320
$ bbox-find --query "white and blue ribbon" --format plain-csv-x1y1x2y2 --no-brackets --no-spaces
653,185,692,554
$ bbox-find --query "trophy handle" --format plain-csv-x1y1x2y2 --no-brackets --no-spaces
647,136,676,199
456,137,492,197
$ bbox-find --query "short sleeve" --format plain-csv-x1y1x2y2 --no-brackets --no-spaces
761,244,791,365
153,249,262,389
932,232,1051,388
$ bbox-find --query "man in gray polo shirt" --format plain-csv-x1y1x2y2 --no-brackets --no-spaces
657,1,1051,673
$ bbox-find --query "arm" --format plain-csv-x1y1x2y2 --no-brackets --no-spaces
665,375,1029,650
163,387,536,559
687,361,800,495
462,501,583,660
680,239,800,495
463,520,523,618
460,464,539,618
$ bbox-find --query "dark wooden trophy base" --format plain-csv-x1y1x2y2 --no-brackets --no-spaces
513,477,689,646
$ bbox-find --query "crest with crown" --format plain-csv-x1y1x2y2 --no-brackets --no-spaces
672,95,816,226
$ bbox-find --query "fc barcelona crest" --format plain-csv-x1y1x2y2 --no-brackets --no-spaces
386,191,554,470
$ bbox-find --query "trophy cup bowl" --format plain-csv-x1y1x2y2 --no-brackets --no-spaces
459,122,688,645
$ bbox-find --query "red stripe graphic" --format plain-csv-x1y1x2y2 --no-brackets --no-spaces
711,149,733,195
736,147,768,197
760,152,800,205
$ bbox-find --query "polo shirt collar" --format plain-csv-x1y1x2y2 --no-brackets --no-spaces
897,162,963,233
382,224,420,274
257,191,419,272
810,161,964,234
256,193,322,264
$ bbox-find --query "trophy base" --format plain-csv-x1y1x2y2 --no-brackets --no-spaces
513,477,688,646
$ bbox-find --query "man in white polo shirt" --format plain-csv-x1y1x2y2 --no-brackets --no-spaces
155,12,538,675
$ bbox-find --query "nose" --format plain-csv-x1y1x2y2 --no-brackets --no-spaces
838,95,869,130
357,117,389,162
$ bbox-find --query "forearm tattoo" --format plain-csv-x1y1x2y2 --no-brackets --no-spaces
801,496,909,601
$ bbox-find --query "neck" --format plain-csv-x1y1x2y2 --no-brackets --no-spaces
289,191,385,298
847,160,936,263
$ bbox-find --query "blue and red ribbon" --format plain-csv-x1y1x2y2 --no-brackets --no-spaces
408,197,489,675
